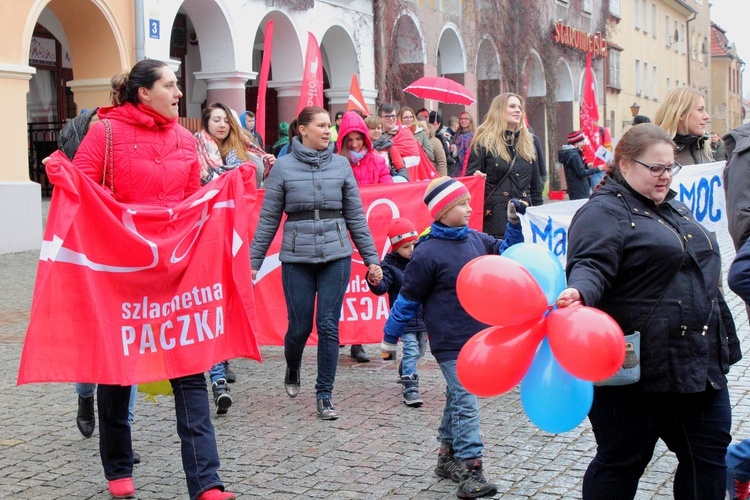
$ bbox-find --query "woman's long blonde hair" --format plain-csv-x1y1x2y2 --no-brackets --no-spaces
471,93,536,163
653,87,704,137
201,103,249,162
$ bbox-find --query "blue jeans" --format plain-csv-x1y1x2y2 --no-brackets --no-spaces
583,384,731,500
401,330,427,377
727,439,750,497
589,170,605,190
208,363,225,384
98,374,224,500
76,383,137,425
281,257,351,401
437,360,483,461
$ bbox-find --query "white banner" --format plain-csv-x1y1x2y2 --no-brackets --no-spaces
520,161,726,266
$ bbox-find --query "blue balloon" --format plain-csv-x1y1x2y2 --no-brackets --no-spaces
520,338,593,433
502,243,566,305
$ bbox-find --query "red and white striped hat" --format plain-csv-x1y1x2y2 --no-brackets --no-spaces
387,218,419,251
423,176,471,221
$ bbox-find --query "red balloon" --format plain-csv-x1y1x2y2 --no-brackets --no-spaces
547,306,626,381
456,255,549,327
457,318,547,397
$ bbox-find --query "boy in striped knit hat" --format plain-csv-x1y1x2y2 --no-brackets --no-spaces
382,176,524,498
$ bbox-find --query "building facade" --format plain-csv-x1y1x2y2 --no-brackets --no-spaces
0,0,745,254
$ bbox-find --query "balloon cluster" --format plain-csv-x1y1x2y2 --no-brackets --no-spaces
455,243,625,433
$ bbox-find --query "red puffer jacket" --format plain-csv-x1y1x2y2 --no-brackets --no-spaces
336,111,393,186
73,102,200,206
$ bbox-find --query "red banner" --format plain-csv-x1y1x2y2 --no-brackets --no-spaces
255,20,274,145
250,176,485,345
346,74,369,116
296,32,324,115
580,51,602,163
18,152,261,386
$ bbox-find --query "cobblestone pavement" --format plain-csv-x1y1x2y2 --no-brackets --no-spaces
2,203,750,499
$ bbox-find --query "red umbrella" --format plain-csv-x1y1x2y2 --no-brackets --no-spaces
403,76,476,105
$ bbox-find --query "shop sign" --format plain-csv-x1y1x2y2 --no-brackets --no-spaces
551,21,607,58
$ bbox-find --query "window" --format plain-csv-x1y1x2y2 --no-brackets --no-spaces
610,0,620,16
582,0,592,13
635,0,640,29
674,20,679,52
665,15,670,47
642,0,648,33
609,49,621,89
652,4,657,37
636,59,642,95
652,66,658,99
643,62,649,98
680,24,686,54
666,76,670,92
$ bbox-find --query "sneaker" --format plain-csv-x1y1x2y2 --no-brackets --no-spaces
132,450,140,465
223,361,236,383
435,443,461,482
211,378,232,415
736,478,750,500
350,344,370,362
399,374,424,407
284,367,300,398
456,459,497,499
108,477,136,498
316,398,339,420
198,487,236,500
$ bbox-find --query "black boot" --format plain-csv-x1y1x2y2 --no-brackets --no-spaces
285,367,300,398
211,378,232,415
398,374,423,407
456,458,497,498
350,344,370,362
76,395,95,438
223,360,236,383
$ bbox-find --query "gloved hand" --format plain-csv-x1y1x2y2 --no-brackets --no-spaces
507,198,527,224
381,340,397,360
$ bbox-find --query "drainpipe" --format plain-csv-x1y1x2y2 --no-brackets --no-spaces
135,0,145,62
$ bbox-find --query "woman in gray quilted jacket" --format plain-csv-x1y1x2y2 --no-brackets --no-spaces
251,106,383,421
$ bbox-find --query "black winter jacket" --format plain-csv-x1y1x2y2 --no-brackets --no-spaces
566,178,741,393
465,132,543,237
723,123,750,250
558,145,600,200
369,251,425,335
57,107,99,160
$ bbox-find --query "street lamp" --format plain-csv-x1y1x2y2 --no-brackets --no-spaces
622,101,641,128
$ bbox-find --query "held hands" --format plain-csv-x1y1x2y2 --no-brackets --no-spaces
381,340,397,360
507,198,527,224
555,287,582,308
367,264,383,286
251,269,258,281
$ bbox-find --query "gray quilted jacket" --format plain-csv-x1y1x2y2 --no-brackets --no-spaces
251,136,379,269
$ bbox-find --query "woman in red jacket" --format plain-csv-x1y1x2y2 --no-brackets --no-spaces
72,59,234,500
337,111,394,186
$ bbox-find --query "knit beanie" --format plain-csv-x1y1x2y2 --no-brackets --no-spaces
387,218,419,251
567,130,585,145
423,176,471,221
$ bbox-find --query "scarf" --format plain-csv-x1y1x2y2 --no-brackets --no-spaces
418,221,469,244
349,148,367,163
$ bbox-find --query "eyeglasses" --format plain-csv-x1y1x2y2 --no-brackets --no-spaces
632,158,682,177
379,114,397,119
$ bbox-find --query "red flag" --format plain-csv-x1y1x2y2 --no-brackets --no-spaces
249,176,484,345
580,51,602,163
346,74,369,116
255,20,274,146
296,32,324,115
18,152,261,386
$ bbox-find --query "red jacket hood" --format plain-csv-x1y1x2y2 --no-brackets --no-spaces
336,111,373,152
